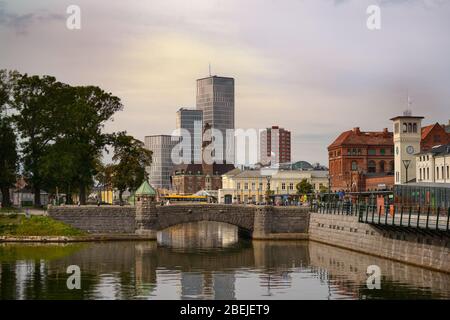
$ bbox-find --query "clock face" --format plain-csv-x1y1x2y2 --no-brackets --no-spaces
406,145,415,155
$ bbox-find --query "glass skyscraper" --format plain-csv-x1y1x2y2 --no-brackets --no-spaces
176,108,203,164
196,75,235,163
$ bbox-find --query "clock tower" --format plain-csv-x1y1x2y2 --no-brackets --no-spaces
391,112,424,185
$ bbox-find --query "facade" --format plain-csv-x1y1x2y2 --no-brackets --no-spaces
416,144,450,184
391,114,424,185
196,75,235,162
328,127,394,192
175,108,203,163
260,126,291,165
145,135,179,190
218,168,329,204
171,163,234,195
420,122,450,152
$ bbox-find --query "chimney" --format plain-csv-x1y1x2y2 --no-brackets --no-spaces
352,127,360,134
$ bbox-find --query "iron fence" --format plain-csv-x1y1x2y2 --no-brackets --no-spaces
310,202,450,232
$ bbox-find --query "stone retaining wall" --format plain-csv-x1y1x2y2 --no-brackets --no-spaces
48,205,135,234
308,213,450,273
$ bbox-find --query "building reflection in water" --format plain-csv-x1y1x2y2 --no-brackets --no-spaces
157,221,238,249
1,222,450,300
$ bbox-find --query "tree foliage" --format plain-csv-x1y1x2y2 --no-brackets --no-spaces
296,179,313,195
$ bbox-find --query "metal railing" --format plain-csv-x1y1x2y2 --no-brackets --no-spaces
310,202,450,232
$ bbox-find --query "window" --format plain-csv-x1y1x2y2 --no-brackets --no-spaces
351,161,358,171
427,167,430,180
413,123,417,133
379,161,385,173
251,182,255,190
419,168,422,180
244,183,248,190
447,166,449,179
259,182,263,190
436,167,439,180
403,123,407,133
237,183,241,190
380,149,385,155
289,183,294,190
368,160,376,173
282,183,286,190
368,149,376,155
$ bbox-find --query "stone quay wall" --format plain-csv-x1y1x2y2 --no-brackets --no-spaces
48,205,136,234
308,213,450,273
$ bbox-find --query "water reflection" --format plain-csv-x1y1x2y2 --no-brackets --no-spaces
157,221,239,249
0,221,449,300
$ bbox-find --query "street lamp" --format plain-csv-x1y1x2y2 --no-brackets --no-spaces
327,174,331,202
266,175,272,204
402,160,411,184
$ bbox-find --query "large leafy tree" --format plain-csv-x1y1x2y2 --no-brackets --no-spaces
110,132,152,202
11,74,66,206
0,70,19,207
65,86,123,204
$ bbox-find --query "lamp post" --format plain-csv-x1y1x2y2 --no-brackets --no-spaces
402,160,411,184
327,174,331,202
266,175,271,205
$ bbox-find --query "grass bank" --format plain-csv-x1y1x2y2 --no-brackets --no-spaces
0,214,85,236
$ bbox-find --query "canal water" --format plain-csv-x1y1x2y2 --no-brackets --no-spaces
1,221,449,300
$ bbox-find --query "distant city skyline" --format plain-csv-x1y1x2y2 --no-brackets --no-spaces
2,0,450,165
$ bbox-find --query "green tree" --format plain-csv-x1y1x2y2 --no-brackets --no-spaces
296,179,313,195
110,132,152,203
66,86,123,204
0,70,19,207
12,74,66,206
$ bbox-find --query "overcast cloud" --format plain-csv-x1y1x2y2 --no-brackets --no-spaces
1,0,449,164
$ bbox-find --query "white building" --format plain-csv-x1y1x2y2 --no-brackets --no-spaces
391,112,424,184
416,144,450,183
218,168,329,204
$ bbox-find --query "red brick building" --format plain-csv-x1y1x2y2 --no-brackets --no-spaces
260,126,291,165
328,127,395,192
421,123,450,152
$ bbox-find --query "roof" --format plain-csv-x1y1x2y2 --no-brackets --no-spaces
222,168,241,177
291,161,313,170
135,180,157,196
416,144,450,156
390,116,424,121
328,129,393,149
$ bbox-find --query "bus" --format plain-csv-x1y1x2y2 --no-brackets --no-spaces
160,194,208,204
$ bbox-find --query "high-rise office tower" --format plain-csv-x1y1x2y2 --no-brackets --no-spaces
196,75,235,163
145,135,179,190
175,108,203,164
260,126,291,165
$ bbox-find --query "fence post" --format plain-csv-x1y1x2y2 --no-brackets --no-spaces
426,206,430,229
417,206,421,228
371,204,375,223
447,207,450,232
399,206,403,227
407,206,412,227
378,206,382,224
365,204,369,223
392,204,396,226
436,207,440,230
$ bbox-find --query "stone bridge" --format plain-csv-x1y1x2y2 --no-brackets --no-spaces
136,203,310,240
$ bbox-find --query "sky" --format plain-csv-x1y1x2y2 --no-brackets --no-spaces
1,0,449,165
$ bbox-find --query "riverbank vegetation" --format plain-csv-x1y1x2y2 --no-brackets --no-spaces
0,214,85,236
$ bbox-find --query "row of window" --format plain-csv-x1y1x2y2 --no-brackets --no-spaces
394,122,418,134
330,148,392,158
236,182,295,191
351,160,394,173
419,166,450,181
